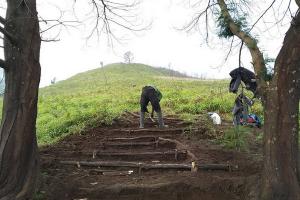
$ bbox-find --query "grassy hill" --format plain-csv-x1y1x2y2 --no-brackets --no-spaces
37,63,262,145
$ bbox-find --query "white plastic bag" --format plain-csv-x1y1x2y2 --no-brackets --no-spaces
208,112,222,125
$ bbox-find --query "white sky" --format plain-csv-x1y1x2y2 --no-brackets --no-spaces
9,0,299,86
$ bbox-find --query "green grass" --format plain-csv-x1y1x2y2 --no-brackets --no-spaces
0,63,265,145
218,126,252,151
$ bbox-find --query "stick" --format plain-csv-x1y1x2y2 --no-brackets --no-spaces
103,141,175,148
106,136,159,142
60,161,139,167
114,127,198,133
158,137,197,161
124,111,140,117
60,161,236,171
104,141,157,147
93,150,187,157
124,111,185,122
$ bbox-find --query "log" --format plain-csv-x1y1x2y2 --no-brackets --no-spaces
102,141,175,148
106,136,159,142
124,111,140,118
158,137,197,161
103,141,158,147
55,149,186,160
142,163,191,170
197,164,236,171
94,150,187,157
102,171,134,176
60,160,236,171
60,160,140,167
114,127,198,133
124,111,186,122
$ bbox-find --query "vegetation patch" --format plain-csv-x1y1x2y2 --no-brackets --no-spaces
0,63,264,145
218,126,253,151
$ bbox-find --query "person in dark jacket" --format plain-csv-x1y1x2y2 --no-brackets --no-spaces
139,85,165,128
229,67,257,97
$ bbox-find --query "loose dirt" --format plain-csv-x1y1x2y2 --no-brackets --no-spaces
38,113,262,200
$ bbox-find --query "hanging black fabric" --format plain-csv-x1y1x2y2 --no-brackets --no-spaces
232,93,254,126
229,67,257,96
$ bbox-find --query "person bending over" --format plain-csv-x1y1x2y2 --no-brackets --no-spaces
139,85,165,128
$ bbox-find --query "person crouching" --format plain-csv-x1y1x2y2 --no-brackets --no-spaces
139,85,165,129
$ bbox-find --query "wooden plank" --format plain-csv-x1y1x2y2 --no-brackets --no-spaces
197,164,234,171
113,127,198,133
106,136,158,142
103,141,158,147
60,160,139,167
60,160,236,171
94,150,187,157
124,111,184,121
102,139,175,148
142,163,191,169
124,111,140,118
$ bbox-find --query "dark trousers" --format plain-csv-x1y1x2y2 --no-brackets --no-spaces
140,86,161,113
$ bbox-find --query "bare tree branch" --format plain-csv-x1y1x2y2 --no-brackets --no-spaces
39,8,81,43
75,0,150,44
277,0,292,25
224,36,235,62
180,1,217,33
250,0,276,31
41,38,60,42
238,41,244,68
40,20,80,34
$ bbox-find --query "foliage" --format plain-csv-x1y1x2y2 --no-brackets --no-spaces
216,6,250,38
218,126,252,151
124,51,134,64
0,63,264,145
183,114,217,140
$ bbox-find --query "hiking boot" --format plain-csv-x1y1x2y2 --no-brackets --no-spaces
139,112,145,128
157,111,166,128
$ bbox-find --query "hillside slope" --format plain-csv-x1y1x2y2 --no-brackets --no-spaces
41,63,191,95
37,63,261,145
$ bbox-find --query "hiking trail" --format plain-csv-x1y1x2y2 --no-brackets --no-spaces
39,112,260,200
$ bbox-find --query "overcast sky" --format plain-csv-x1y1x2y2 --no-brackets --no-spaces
20,0,298,86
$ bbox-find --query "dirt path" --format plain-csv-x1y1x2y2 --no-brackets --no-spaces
39,113,261,200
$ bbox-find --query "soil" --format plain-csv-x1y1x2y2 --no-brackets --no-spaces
38,113,262,200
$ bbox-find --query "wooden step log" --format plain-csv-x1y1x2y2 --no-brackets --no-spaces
105,136,159,142
53,149,187,161
92,150,187,161
158,137,197,161
101,140,176,149
60,160,236,172
124,111,184,121
112,127,199,134
89,169,135,176
103,141,158,147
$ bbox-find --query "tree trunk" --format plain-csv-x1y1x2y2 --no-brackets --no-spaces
261,11,300,200
0,0,41,199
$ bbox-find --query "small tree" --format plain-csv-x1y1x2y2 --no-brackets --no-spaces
124,51,134,63
51,77,56,85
